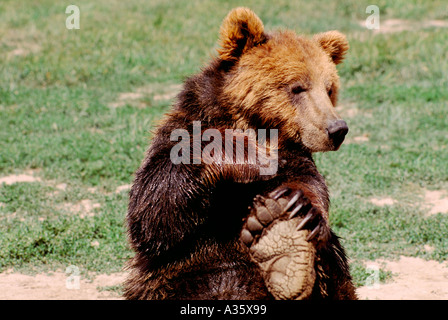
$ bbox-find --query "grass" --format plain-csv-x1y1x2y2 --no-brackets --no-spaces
1,0,447,289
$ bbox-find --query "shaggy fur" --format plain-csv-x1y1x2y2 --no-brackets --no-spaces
124,7,356,300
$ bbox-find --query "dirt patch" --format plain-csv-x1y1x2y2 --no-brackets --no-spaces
369,197,396,207
359,19,448,34
55,183,67,191
376,19,416,33
49,183,68,196
345,134,370,144
357,256,448,300
3,256,447,300
340,107,358,118
59,199,101,218
425,20,448,28
0,270,125,300
115,184,131,194
117,92,144,101
367,188,448,215
109,83,182,108
338,102,361,118
0,173,42,185
424,189,448,216
338,102,372,119
3,28,42,60
0,170,66,191
353,135,369,143
6,42,41,59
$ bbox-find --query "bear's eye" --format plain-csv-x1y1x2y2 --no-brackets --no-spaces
291,84,306,95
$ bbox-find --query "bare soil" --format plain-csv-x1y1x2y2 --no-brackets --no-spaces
359,19,448,33
357,256,448,300
0,172,41,185
108,84,182,108
2,257,448,300
368,188,448,216
0,270,125,300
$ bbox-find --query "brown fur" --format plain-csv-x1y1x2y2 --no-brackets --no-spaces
220,16,348,152
218,8,267,62
124,7,356,300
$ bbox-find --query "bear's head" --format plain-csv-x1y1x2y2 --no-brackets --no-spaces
218,7,349,152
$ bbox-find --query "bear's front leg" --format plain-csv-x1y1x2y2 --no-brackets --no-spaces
240,185,330,300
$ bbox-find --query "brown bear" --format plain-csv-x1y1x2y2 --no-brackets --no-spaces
123,7,357,300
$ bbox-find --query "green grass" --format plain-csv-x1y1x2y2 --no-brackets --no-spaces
1,0,447,288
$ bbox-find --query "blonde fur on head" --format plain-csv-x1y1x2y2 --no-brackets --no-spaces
313,31,349,65
218,7,266,62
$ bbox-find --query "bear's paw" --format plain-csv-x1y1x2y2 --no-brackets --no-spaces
240,186,330,299
251,219,316,300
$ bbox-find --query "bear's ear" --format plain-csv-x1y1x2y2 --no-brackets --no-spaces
313,31,349,65
218,7,267,62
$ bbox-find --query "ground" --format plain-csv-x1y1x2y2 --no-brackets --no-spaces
357,256,448,300
1,257,447,300
0,270,125,300
1,170,447,300
1,0,447,300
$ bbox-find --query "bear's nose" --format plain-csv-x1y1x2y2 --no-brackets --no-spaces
327,120,349,150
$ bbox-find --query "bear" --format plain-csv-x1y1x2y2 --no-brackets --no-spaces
123,7,357,300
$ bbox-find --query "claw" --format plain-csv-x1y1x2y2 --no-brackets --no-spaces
306,225,320,241
288,203,303,219
281,190,302,214
269,186,289,200
296,210,314,231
